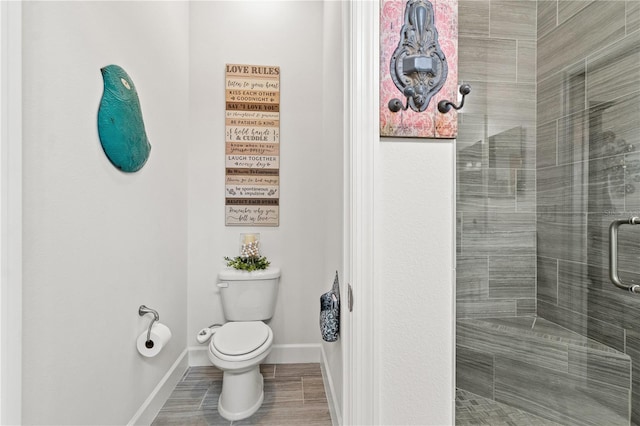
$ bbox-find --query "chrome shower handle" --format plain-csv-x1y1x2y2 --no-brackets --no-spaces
609,217,640,294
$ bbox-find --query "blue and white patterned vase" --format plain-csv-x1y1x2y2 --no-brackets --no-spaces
320,290,340,342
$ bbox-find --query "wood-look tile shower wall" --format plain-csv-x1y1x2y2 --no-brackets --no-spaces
456,0,537,319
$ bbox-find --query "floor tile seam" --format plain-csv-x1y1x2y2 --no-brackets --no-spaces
263,380,305,404
161,400,208,411
272,364,322,377
173,382,216,391
302,379,330,404
197,386,213,411
182,375,223,383
301,376,306,403
179,368,190,383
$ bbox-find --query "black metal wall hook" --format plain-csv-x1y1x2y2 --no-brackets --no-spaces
437,84,471,114
387,0,448,113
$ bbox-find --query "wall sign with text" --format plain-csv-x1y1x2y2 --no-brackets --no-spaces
225,64,280,226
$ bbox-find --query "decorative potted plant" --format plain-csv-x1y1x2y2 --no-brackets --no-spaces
224,233,270,272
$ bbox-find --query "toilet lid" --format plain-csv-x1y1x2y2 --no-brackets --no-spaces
212,321,270,356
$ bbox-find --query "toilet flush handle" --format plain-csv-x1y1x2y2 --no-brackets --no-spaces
217,282,229,288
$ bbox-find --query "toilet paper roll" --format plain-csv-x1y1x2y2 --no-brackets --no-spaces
137,323,172,357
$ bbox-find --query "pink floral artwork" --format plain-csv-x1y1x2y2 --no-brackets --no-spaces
380,0,458,138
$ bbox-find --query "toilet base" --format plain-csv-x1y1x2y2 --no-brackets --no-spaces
217,366,265,421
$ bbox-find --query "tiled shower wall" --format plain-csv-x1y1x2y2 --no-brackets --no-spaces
456,0,537,318
535,1,640,422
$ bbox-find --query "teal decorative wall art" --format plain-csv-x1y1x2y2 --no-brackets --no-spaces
97,65,151,172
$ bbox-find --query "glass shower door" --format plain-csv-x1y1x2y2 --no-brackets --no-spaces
456,1,640,424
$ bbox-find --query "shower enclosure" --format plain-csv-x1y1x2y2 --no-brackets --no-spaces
455,1,640,424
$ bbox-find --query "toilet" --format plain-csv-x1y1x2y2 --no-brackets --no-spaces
207,267,281,421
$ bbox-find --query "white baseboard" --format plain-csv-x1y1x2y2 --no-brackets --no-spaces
188,345,211,366
127,349,189,426
320,345,343,426
188,343,321,366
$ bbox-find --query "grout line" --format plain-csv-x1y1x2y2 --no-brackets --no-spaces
492,354,496,401
197,387,208,411
459,211,464,256
555,118,558,167
515,39,519,84
180,367,190,383
555,259,560,306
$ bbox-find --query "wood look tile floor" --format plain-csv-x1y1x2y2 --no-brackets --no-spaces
152,364,333,426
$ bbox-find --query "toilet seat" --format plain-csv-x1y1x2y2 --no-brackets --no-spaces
210,321,272,362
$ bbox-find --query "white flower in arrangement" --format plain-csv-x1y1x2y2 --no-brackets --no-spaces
241,241,260,259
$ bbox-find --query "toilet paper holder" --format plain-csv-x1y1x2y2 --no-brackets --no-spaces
138,305,160,349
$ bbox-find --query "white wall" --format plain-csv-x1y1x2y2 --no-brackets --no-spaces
321,0,345,421
21,2,189,424
188,1,342,359
1,2,23,424
376,140,455,425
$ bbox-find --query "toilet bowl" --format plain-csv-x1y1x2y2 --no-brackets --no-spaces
207,321,274,420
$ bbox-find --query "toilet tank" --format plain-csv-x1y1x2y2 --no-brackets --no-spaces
217,267,281,321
